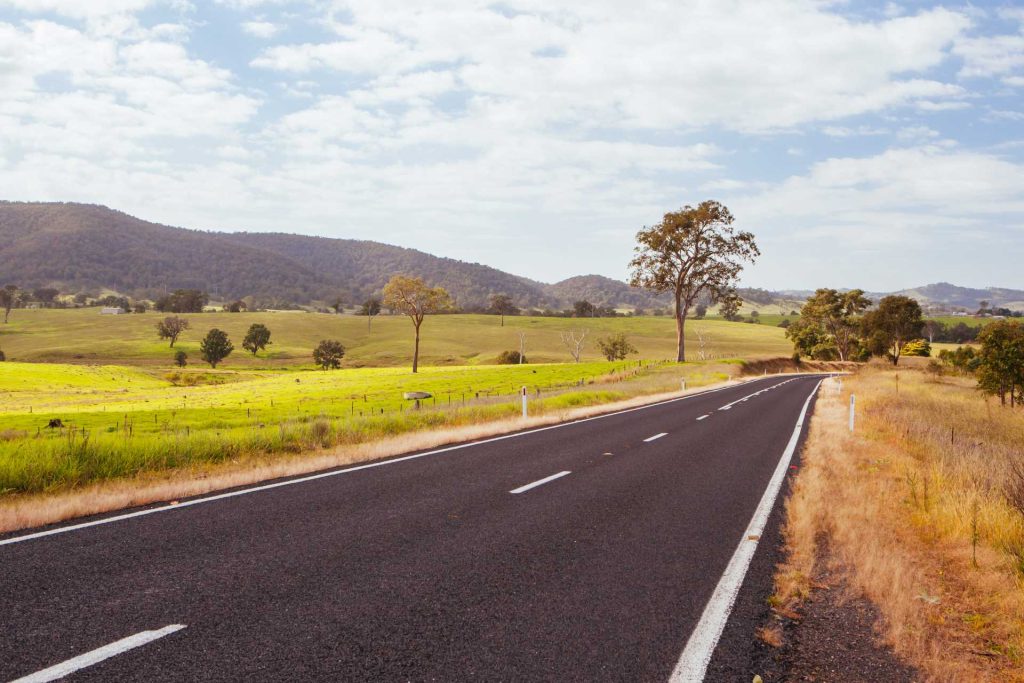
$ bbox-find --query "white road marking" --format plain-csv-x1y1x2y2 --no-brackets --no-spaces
643,432,668,442
696,415,709,421
716,379,794,412
11,625,186,683
669,379,822,683
509,471,571,494
0,375,814,548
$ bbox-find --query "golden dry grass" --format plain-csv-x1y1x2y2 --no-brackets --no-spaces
776,366,1024,682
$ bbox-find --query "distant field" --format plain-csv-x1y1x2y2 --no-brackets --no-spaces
0,309,792,367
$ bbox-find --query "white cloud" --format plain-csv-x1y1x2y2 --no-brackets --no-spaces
0,0,155,18
242,20,279,38
253,2,970,133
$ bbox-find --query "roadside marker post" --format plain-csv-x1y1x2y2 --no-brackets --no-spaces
680,379,687,392
849,394,856,432
521,386,528,419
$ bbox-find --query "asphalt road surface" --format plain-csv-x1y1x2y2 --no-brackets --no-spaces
1,374,825,682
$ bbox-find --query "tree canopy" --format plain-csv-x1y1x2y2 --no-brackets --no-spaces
861,295,924,365
628,201,758,361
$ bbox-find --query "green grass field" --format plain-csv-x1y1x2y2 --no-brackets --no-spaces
0,308,791,367
0,358,745,494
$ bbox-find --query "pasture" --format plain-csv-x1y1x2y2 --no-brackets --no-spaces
0,308,792,367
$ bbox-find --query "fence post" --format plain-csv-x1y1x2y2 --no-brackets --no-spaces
849,394,856,433
521,386,528,418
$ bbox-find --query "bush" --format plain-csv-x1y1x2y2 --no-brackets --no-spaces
791,351,802,365
174,350,187,367
0,349,5,361
902,339,931,357
497,350,526,364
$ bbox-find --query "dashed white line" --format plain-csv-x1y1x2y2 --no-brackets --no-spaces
670,380,823,682
11,625,187,683
696,415,709,421
643,432,668,443
717,379,795,412
1,375,783,548
509,471,571,494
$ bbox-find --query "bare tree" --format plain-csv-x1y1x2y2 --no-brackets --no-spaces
559,328,589,363
694,327,715,361
629,201,758,361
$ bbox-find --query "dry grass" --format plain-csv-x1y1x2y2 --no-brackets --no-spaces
775,366,1024,682
0,375,777,534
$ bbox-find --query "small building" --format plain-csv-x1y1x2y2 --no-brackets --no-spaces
99,307,123,315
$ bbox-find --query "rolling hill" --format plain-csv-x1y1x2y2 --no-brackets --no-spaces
0,202,670,309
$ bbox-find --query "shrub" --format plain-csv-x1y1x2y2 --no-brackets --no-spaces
0,348,5,362
174,349,187,367
496,350,526,364
902,338,932,357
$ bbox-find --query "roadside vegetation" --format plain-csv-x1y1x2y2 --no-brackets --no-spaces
0,358,747,497
774,364,1024,680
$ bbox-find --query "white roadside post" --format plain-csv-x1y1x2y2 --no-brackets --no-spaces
849,394,856,432
680,378,687,392
521,386,528,419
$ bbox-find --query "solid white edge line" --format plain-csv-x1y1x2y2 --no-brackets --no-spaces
668,379,823,683
643,432,668,442
0,374,818,548
509,471,571,494
10,624,186,683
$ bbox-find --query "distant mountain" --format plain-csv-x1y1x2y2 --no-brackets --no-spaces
3,203,1017,312
886,282,1024,310
0,202,669,309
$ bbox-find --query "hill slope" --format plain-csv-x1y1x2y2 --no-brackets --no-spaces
0,202,620,308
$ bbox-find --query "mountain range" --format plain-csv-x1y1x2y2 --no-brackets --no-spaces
0,202,1020,311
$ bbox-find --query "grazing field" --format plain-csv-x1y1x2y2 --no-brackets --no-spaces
0,308,791,367
0,358,747,496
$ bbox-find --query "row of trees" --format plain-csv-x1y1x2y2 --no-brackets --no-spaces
785,290,928,365
938,321,1024,406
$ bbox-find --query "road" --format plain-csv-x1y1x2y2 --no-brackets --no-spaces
1,374,825,682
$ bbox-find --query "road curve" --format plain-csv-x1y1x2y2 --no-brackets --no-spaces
1,374,825,682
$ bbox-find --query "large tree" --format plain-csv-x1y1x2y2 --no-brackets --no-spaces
487,294,517,326
976,320,1024,407
788,288,871,361
628,201,759,361
313,339,346,370
382,275,451,373
242,323,272,356
861,295,924,366
200,328,233,368
155,316,190,347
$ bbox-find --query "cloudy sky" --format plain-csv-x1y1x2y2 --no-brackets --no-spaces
0,0,1021,290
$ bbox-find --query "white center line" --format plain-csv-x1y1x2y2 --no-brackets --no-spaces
643,432,668,442
696,415,709,421
509,471,571,494
11,625,186,683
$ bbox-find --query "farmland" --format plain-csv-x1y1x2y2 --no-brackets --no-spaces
0,309,800,501
0,308,792,367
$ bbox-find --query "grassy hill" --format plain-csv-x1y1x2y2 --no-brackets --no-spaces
0,309,792,367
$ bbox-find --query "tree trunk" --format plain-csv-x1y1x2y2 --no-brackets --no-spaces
412,324,421,373
367,315,372,333
674,298,687,362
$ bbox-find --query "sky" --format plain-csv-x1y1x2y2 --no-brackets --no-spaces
0,0,1022,291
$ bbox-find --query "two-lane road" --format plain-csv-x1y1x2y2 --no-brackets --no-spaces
1,374,825,682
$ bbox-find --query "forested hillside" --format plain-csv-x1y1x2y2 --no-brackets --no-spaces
0,202,669,309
